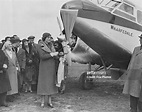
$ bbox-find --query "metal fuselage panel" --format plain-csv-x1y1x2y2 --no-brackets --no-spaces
61,0,142,69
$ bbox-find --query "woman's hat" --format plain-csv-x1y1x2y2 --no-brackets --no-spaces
42,33,51,38
22,39,28,43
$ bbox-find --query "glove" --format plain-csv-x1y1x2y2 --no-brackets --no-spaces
3,64,7,69
50,52,58,57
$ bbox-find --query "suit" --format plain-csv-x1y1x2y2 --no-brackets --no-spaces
16,48,26,89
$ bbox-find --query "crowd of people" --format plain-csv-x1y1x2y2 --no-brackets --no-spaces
1,30,142,112
0,32,76,108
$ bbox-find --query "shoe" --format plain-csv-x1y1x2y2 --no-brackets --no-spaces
48,103,54,108
40,103,44,108
1,103,9,107
29,90,32,93
25,90,28,93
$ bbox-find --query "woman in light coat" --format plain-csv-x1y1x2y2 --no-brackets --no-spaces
37,33,58,108
2,41,19,100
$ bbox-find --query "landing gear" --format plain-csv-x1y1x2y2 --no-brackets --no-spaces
79,62,93,90
79,72,93,90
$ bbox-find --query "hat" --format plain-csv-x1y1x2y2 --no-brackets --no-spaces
139,34,142,39
42,33,51,38
10,36,21,43
28,36,35,40
22,39,28,43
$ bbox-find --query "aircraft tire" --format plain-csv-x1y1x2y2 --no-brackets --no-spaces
79,72,93,90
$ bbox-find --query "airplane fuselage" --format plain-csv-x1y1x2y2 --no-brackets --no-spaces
60,0,142,69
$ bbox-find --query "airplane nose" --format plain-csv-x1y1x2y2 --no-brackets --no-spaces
60,0,79,41
61,0,83,9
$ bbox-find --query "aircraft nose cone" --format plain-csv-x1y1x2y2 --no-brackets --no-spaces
61,0,83,9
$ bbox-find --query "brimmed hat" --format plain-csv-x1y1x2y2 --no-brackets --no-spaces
42,33,51,38
28,36,35,40
139,34,142,39
10,36,21,43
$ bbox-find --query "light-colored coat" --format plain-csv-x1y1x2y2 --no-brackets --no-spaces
123,46,142,98
4,51,18,95
37,42,58,95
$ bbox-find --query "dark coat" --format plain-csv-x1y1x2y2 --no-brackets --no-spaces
17,48,26,69
23,44,35,84
16,48,26,88
29,43,40,84
37,42,58,95
0,49,11,94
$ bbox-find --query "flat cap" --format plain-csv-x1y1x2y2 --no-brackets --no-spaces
28,36,35,39
10,36,21,43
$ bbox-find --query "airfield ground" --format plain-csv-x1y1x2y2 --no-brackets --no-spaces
0,63,130,112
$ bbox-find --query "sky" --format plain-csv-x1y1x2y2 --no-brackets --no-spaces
0,0,141,42
0,0,69,42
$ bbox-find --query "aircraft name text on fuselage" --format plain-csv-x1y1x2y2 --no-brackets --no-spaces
111,25,133,37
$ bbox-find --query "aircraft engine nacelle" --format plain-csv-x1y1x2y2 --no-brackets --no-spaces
70,38,103,65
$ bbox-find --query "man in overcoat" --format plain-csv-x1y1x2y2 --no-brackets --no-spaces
28,36,40,91
11,36,25,92
123,34,142,112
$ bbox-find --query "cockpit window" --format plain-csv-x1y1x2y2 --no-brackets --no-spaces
97,0,121,11
137,10,142,25
112,2,136,22
119,3,134,15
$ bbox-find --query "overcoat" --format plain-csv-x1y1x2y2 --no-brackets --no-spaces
17,48,26,87
123,46,142,100
24,45,35,84
4,51,18,95
0,49,11,93
37,42,58,95
17,48,26,69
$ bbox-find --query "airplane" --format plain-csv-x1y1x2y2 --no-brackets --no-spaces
59,0,142,89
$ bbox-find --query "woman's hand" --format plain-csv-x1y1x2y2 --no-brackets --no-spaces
3,64,8,69
50,52,58,57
